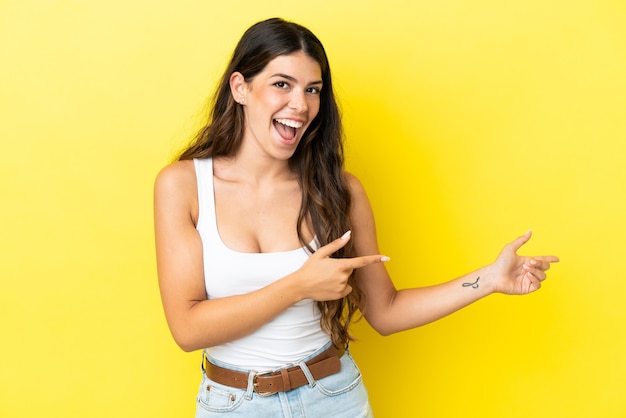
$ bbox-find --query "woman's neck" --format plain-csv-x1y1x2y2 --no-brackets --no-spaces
214,150,295,186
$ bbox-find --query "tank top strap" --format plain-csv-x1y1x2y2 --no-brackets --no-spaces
193,158,220,247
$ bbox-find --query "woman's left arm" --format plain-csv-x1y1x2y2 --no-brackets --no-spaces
346,174,559,336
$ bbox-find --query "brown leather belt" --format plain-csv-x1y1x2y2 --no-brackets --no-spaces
204,345,344,396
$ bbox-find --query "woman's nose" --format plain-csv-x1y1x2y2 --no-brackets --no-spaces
288,91,308,112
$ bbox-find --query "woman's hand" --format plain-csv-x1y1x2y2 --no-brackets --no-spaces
490,230,560,295
293,231,389,301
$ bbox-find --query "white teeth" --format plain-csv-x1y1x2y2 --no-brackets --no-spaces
274,118,303,129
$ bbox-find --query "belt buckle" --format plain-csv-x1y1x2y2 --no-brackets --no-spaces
253,371,277,397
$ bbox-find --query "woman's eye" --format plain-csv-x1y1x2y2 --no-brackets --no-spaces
274,81,289,89
307,87,321,94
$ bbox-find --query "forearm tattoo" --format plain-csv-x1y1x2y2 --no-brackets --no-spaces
462,277,480,289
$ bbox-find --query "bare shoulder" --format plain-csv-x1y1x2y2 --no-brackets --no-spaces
155,160,196,191
344,171,380,254
344,171,375,222
154,160,198,220
344,171,370,205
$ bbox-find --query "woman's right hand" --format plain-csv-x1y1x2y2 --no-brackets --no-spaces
293,231,389,301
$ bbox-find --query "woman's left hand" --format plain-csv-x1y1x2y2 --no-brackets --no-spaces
490,230,560,295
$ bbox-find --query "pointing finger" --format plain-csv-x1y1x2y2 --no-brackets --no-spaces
532,256,560,265
346,254,390,269
527,257,560,271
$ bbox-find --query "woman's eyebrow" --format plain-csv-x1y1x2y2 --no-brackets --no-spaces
271,73,323,86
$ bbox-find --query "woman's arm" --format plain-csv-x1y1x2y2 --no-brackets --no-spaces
154,161,303,351
154,162,388,352
346,173,559,336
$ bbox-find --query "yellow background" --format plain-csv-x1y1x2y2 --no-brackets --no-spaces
1,0,625,417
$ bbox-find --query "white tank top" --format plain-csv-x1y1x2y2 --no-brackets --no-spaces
194,158,330,370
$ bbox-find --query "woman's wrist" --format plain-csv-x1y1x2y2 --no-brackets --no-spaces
465,264,499,296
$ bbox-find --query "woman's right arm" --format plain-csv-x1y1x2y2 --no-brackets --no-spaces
154,162,385,352
154,161,303,351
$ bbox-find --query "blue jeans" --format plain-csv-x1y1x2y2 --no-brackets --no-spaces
195,343,374,417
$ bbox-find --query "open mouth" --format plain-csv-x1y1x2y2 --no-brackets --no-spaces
273,118,304,142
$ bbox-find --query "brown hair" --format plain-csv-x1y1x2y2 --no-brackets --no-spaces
178,18,361,349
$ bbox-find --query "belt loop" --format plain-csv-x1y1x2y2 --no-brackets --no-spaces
201,351,208,374
279,369,291,392
245,371,256,400
297,360,316,388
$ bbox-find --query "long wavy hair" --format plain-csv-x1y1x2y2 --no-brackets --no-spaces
177,18,361,349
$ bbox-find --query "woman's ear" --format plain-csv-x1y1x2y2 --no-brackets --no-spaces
229,72,247,105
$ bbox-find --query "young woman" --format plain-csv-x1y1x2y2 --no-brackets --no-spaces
154,18,559,417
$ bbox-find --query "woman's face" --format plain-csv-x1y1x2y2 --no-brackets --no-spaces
234,51,323,161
